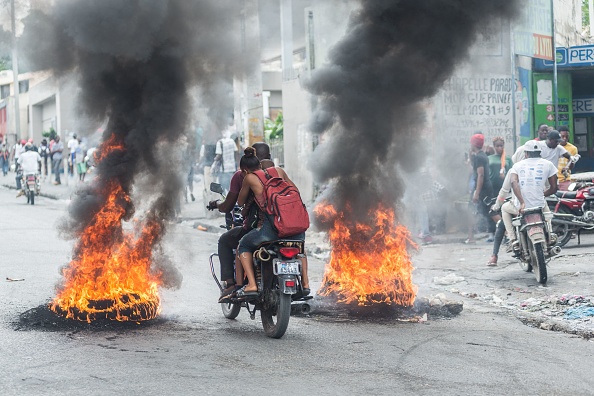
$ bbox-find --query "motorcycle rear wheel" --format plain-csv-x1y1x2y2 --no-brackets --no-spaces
531,241,547,284
29,190,34,205
221,302,241,319
261,290,291,339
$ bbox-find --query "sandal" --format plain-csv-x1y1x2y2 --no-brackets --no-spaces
487,255,497,266
236,286,258,299
464,238,476,244
218,285,239,303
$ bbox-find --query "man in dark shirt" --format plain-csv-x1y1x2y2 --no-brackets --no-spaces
467,133,496,243
208,142,273,302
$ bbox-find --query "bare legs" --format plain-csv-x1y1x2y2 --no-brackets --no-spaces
238,251,310,293
238,252,258,292
300,255,310,290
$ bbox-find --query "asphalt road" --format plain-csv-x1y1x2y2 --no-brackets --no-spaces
1,185,594,396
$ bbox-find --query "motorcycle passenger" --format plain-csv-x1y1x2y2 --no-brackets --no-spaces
208,142,275,302
502,140,558,251
17,143,41,198
234,147,310,298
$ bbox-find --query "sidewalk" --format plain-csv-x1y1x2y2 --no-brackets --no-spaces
1,172,227,230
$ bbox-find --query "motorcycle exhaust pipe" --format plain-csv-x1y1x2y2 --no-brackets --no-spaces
550,246,561,255
552,218,594,228
290,302,311,316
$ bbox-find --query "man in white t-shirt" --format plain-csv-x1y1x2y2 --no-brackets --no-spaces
67,133,79,176
511,130,573,171
501,140,558,246
16,144,41,197
538,130,573,170
213,130,238,191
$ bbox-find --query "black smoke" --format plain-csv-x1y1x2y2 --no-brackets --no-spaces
307,0,519,226
19,0,249,287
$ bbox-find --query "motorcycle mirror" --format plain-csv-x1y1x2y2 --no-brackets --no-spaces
210,182,225,195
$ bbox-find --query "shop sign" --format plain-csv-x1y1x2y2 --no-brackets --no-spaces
573,96,594,117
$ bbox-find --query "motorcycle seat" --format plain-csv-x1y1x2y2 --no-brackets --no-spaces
556,190,577,199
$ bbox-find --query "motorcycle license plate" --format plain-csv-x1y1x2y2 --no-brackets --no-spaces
527,226,543,236
273,260,301,275
524,214,542,224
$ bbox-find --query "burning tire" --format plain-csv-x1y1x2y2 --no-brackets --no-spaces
51,293,160,322
261,287,291,339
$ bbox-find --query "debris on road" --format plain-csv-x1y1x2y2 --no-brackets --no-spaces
433,273,465,285
6,277,25,282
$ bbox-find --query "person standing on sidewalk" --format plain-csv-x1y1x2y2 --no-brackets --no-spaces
51,135,64,185
466,133,495,244
67,133,79,177
557,126,578,191
0,141,10,176
38,139,50,179
213,130,237,192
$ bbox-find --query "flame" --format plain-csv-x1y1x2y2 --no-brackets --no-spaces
315,202,417,306
50,135,162,322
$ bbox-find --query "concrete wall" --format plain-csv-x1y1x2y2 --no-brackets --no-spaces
280,1,355,202
555,0,588,47
282,78,313,202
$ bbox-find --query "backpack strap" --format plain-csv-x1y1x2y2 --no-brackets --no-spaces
253,169,268,185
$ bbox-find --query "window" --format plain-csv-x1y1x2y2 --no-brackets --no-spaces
0,84,10,99
19,80,29,94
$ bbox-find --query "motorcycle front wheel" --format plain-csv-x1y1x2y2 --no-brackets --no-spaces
221,302,241,319
261,288,291,339
530,241,547,284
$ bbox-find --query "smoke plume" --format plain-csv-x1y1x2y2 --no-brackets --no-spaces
19,0,249,287
307,0,519,226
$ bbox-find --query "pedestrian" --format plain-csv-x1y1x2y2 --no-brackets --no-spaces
466,133,496,244
488,137,512,196
557,126,578,191
51,135,64,185
11,139,25,170
534,123,549,141
75,137,87,182
67,133,79,177
213,130,238,192
0,141,10,176
38,139,50,178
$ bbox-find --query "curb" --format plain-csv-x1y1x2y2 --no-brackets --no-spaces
2,183,63,201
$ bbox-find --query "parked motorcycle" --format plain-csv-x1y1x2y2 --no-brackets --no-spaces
22,172,40,205
547,180,594,247
207,182,311,339
511,207,561,285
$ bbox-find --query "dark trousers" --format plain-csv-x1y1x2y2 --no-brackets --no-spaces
218,226,249,283
492,220,506,256
52,158,62,182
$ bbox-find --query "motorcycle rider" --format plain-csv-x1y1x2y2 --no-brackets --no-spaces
501,140,558,252
16,143,41,198
208,142,275,302
234,147,309,299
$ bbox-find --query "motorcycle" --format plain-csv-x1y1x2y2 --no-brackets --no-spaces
207,182,311,339
511,207,561,285
547,180,594,247
22,172,40,205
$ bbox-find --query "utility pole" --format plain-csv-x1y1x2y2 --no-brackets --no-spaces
10,0,21,142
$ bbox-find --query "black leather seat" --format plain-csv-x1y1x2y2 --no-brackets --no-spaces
556,190,577,199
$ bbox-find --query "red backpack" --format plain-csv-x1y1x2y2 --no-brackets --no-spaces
253,167,310,238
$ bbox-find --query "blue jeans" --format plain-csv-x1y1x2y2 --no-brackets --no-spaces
238,216,305,254
0,156,8,175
